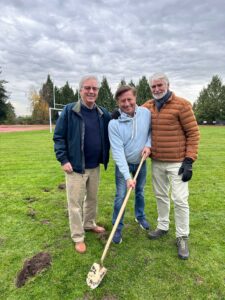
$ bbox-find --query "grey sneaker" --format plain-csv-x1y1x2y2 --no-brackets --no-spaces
177,236,189,260
148,228,168,239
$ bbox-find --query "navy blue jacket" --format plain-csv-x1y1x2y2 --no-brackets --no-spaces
53,101,111,173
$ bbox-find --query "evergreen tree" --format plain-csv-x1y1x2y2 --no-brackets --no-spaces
194,75,225,123
54,86,61,105
40,74,54,107
136,76,152,105
5,102,16,123
39,75,62,121
0,71,15,123
0,78,8,123
59,81,75,105
97,77,115,111
128,80,136,87
74,89,79,101
118,78,127,87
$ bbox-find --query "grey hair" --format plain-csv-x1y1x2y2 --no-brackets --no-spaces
149,72,169,86
79,75,99,90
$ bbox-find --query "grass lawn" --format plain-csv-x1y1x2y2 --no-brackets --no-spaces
0,126,224,300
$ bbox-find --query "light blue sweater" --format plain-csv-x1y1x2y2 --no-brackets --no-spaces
108,106,151,180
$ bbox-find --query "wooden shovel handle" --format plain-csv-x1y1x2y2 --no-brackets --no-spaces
100,155,146,265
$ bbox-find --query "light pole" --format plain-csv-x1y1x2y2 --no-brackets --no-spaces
53,82,55,109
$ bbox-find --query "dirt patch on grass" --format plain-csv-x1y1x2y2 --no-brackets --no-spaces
40,219,51,225
24,196,38,203
101,295,118,300
27,207,36,218
76,292,90,300
195,275,204,285
58,183,66,190
97,231,109,244
16,252,51,287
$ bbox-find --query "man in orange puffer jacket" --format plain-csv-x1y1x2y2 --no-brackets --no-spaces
143,72,200,260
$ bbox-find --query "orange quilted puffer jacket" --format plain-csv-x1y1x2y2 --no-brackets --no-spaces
142,92,200,162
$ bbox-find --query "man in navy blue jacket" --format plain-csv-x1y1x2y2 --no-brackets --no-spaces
53,75,110,254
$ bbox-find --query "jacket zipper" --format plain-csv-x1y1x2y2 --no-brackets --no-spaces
74,110,85,174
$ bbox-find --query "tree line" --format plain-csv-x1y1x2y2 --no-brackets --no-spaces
0,69,225,124
29,75,152,123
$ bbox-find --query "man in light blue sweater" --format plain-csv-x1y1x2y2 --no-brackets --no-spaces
109,85,151,244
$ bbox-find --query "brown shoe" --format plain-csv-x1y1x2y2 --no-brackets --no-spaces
90,226,105,233
75,242,86,254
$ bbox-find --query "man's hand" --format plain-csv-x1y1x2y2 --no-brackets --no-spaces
62,162,73,173
127,178,136,189
141,147,151,159
178,158,193,182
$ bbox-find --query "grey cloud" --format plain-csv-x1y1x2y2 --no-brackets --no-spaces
0,0,224,115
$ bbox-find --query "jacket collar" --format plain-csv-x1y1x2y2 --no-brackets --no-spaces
72,100,103,116
167,91,174,102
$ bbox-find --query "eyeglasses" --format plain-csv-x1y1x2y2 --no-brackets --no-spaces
151,83,163,89
82,86,99,92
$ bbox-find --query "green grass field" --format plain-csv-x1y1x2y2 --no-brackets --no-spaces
0,126,224,300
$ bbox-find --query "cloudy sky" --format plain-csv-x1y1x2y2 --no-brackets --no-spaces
0,0,225,116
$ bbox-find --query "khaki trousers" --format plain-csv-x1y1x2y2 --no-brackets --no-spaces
152,160,189,237
65,166,100,243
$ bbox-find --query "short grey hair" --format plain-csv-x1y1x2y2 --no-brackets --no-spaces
79,75,99,90
149,72,169,86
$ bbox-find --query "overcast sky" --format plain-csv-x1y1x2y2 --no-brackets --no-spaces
0,0,225,116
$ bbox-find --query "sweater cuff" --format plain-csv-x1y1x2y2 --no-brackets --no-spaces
124,173,131,181
61,159,69,165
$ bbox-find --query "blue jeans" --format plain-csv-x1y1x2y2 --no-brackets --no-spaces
112,161,147,230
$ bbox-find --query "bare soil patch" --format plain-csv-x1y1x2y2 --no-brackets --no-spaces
26,207,36,218
58,183,66,190
24,196,38,203
16,252,51,287
97,231,109,244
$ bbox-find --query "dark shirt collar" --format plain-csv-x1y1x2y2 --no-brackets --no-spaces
81,99,96,110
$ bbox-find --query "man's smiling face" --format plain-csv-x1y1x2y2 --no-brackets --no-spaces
80,79,99,108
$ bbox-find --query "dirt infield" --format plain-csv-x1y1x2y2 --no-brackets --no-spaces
0,125,50,133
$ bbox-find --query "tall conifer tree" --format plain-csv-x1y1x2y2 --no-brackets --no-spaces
97,77,114,111
136,76,152,105
194,75,225,123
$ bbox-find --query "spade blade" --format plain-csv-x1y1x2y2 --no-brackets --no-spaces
86,262,107,289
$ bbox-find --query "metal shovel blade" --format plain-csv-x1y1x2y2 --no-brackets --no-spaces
86,262,107,289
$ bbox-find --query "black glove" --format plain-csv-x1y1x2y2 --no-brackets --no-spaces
178,157,193,182
111,109,120,119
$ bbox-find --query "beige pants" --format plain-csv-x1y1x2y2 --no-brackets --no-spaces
65,166,100,243
152,160,189,237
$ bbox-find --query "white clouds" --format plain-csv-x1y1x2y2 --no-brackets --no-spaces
0,0,225,115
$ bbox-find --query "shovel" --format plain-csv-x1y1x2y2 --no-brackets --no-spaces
86,156,146,289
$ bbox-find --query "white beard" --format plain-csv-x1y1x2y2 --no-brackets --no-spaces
153,90,168,100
